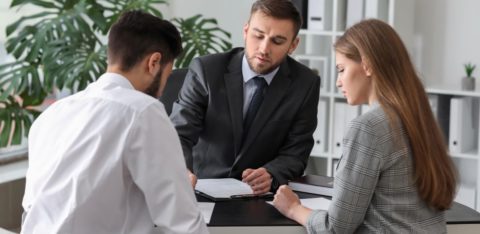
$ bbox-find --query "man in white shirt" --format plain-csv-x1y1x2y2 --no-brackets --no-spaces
21,10,208,234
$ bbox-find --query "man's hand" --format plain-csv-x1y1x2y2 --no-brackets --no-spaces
188,170,197,188
242,167,272,194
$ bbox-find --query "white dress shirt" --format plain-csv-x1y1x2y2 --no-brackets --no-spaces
22,73,208,234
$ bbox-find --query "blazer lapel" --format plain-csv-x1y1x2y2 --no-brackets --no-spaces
224,51,245,155
239,59,292,154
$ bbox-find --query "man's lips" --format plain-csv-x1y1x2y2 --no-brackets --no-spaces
255,56,269,63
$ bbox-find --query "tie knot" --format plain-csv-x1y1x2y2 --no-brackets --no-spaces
253,76,267,89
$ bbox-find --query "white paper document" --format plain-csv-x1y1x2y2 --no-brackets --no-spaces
300,197,331,210
268,197,331,211
197,202,215,224
195,178,253,199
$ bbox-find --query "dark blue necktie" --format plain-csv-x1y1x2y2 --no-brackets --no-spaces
243,76,268,140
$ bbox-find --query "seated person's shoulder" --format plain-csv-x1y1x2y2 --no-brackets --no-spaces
350,106,389,133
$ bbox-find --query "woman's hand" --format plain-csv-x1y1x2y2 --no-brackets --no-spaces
273,185,312,226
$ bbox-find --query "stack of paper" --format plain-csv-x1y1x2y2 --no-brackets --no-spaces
195,178,253,200
288,175,334,197
267,197,331,211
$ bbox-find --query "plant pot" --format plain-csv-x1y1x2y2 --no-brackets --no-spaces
462,76,475,91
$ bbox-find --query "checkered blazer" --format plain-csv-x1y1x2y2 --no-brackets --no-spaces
307,106,446,233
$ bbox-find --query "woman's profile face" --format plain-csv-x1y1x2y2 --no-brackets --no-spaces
335,52,374,105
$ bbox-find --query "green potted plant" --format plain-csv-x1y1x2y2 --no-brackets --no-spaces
462,63,476,91
0,0,231,148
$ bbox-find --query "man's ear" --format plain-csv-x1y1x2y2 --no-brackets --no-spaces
288,37,300,55
243,23,249,41
147,52,162,75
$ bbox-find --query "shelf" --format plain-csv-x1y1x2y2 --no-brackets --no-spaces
0,159,28,184
319,92,332,97
294,54,328,60
309,152,329,158
426,85,480,98
449,148,479,160
0,145,27,162
299,29,336,36
451,154,479,160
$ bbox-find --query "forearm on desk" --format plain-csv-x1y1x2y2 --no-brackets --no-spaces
289,204,312,226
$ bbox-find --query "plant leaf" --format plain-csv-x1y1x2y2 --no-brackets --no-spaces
173,14,232,68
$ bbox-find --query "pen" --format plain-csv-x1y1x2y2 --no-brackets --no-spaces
230,193,273,199
230,194,258,199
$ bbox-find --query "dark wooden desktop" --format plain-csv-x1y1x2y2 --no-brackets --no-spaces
198,192,480,234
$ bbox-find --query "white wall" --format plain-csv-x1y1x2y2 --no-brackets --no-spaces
414,0,480,86
166,0,255,48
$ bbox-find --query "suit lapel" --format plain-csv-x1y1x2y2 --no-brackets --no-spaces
224,51,245,155
238,59,292,155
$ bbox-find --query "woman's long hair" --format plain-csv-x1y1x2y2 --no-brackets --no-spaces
334,19,457,210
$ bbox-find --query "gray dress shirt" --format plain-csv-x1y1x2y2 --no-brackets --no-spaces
307,106,446,233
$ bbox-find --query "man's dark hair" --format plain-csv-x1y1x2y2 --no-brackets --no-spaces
250,0,302,37
108,10,183,71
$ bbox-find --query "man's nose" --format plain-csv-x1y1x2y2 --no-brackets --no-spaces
258,39,270,55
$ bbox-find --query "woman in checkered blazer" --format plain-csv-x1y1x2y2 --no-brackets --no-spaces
273,19,457,234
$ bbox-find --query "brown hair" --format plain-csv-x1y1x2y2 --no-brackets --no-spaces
108,10,183,71
334,19,457,211
250,0,302,37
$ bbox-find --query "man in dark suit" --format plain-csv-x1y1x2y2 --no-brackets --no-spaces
170,0,320,194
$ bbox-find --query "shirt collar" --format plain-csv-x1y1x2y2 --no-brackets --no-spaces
98,72,135,90
241,55,278,85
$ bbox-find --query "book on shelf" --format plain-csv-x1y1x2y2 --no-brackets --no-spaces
333,102,359,157
449,97,476,154
288,174,334,197
346,0,365,28
307,0,332,31
311,99,327,155
291,0,308,29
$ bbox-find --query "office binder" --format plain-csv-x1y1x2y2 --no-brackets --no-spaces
333,102,359,158
291,0,308,29
288,175,334,197
449,97,477,154
308,0,332,30
364,0,388,20
346,0,364,28
311,99,327,155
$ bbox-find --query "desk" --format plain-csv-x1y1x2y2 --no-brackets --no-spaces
198,193,480,234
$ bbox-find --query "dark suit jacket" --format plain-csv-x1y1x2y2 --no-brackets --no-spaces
170,48,320,189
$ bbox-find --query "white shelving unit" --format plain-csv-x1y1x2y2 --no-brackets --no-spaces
294,0,414,176
295,0,480,212
426,84,480,211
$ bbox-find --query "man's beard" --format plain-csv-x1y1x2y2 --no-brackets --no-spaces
245,51,285,75
144,67,164,98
